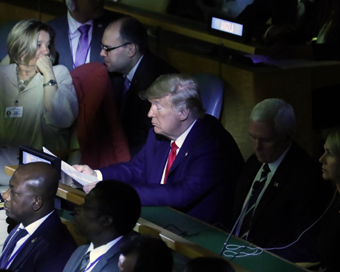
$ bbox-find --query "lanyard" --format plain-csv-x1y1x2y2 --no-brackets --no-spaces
76,254,104,272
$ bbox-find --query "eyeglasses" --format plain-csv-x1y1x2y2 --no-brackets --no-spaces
100,42,131,54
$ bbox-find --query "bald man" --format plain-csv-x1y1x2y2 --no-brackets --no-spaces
101,17,178,156
1,162,77,272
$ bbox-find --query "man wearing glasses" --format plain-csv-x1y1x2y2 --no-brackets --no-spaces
100,17,178,157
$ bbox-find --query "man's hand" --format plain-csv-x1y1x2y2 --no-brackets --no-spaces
73,164,96,176
83,182,99,194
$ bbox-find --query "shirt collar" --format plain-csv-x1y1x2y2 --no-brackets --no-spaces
18,210,54,235
172,119,197,149
86,236,123,264
67,11,93,34
267,144,291,175
125,55,144,82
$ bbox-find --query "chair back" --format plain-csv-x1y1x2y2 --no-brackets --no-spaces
193,73,224,119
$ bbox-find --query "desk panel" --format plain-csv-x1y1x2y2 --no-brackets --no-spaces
4,165,309,271
141,207,308,272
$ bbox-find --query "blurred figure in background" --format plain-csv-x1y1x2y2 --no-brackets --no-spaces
48,0,126,71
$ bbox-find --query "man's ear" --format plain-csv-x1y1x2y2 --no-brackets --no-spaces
126,43,137,58
32,196,43,211
100,215,113,227
179,108,190,121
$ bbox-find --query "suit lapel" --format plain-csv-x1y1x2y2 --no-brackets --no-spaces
251,146,296,225
150,134,171,184
91,237,126,272
167,118,203,178
55,16,73,70
70,246,90,272
90,20,105,63
8,211,59,271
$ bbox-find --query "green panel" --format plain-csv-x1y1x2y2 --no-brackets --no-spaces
141,207,308,272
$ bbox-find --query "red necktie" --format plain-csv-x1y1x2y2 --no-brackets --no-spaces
164,142,178,184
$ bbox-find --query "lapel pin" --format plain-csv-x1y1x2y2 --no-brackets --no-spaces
185,152,188,157
274,182,279,187
31,238,37,243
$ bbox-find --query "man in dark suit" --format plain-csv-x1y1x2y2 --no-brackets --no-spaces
1,162,77,271
74,74,244,228
232,98,331,262
48,0,125,71
63,180,141,272
100,17,178,156
237,0,314,45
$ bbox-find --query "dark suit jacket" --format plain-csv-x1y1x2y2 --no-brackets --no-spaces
110,52,178,157
48,10,125,71
5,211,77,272
62,237,127,272
100,114,244,228
233,142,332,262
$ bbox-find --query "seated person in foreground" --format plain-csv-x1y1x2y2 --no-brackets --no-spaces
63,180,141,272
0,162,77,271
0,19,78,185
318,127,340,272
232,98,332,262
74,74,244,228
184,257,235,272
100,17,178,156
118,235,173,272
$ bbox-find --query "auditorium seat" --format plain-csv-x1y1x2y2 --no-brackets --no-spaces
193,73,224,119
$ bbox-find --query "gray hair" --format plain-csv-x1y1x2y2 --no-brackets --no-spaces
250,98,296,136
7,19,56,65
141,74,205,119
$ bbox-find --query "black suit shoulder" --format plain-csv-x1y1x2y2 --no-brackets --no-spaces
119,51,178,156
9,211,77,272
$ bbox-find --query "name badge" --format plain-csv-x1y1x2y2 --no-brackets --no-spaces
5,106,23,118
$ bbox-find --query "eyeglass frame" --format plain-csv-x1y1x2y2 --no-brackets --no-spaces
100,42,131,54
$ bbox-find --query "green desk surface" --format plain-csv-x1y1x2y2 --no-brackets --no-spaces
141,207,308,272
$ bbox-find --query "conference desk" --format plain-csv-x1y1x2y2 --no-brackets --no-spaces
4,165,309,272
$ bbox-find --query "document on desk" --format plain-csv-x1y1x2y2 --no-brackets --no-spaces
42,147,98,186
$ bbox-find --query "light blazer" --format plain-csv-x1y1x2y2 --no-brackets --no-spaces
48,11,125,71
5,211,77,272
110,51,179,157
100,114,244,228
62,237,127,272
233,142,332,262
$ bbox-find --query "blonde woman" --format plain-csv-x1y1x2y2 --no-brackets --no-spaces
0,19,78,184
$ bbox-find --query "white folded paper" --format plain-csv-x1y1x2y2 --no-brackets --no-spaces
43,147,98,186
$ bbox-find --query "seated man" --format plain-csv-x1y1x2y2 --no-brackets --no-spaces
74,74,244,228
0,162,77,271
48,0,125,71
63,180,141,272
118,235,173,272
237,0,314,45
232,98,332,262
100,17,178,156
